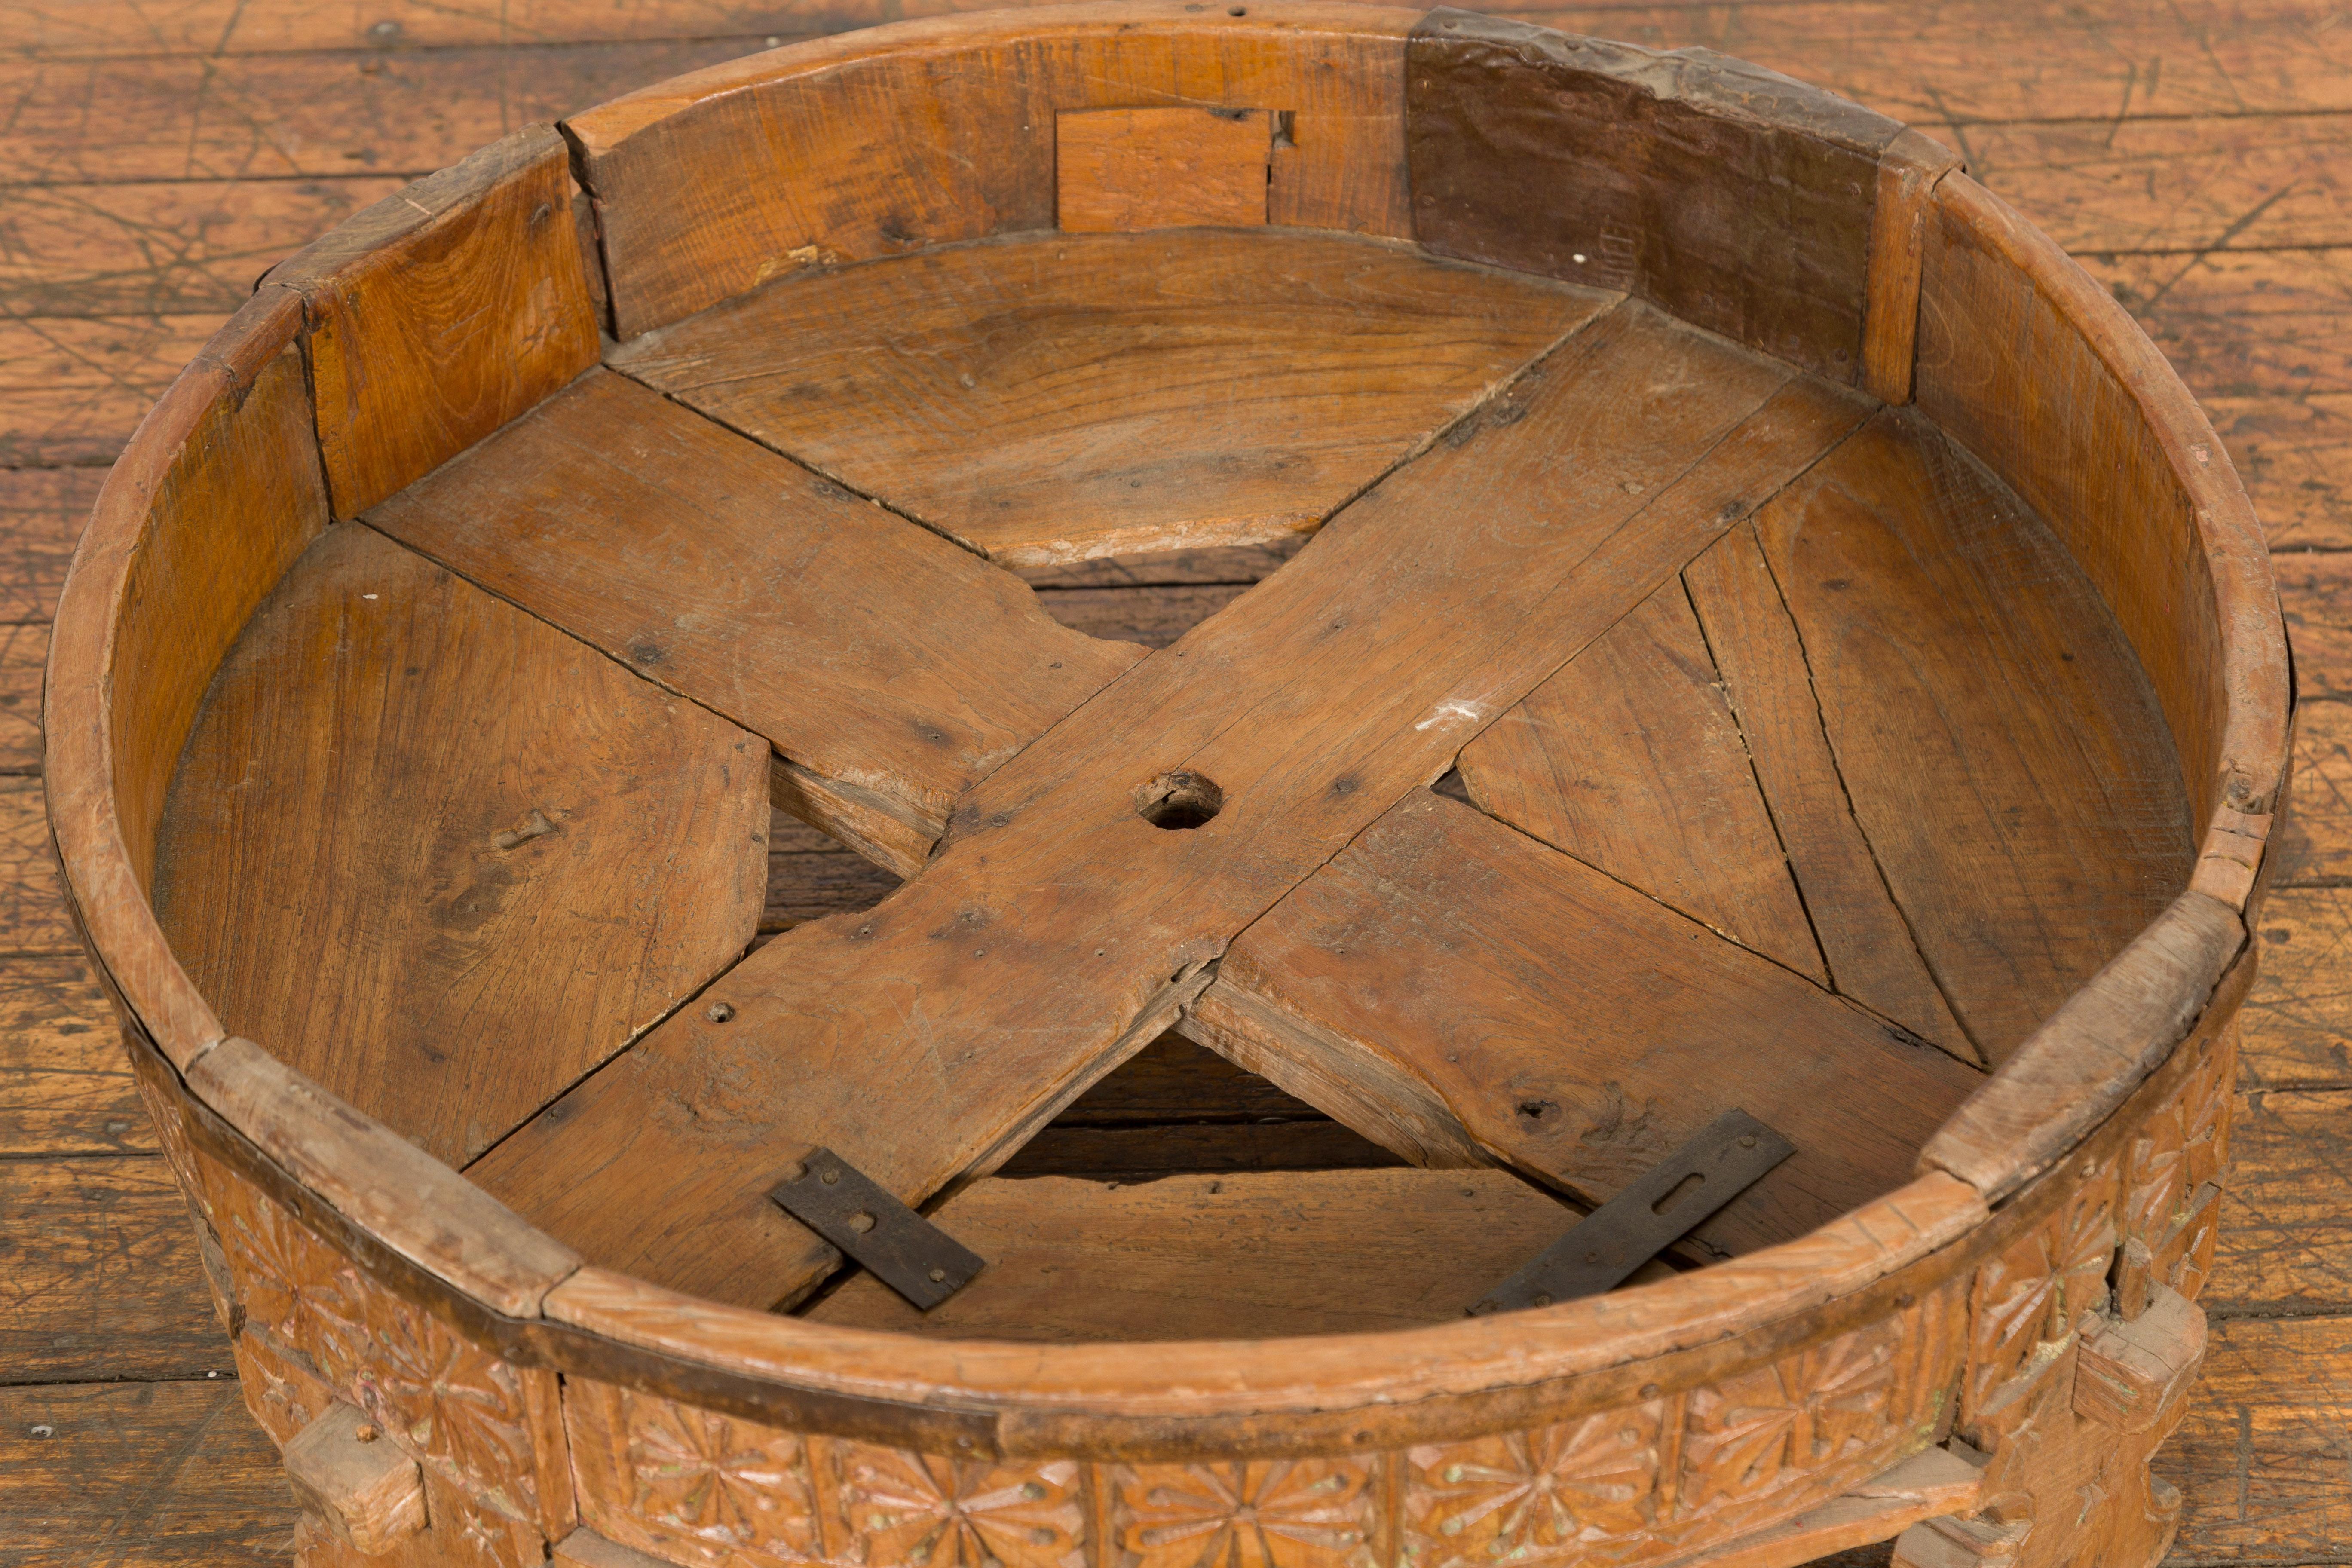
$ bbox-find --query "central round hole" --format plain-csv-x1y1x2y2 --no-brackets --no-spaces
1133,769,1225,830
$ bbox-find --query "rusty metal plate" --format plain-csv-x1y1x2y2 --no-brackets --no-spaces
1473,1109,1795,1314
769,1147,984,1311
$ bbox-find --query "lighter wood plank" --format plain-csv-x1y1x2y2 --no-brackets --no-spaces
1194,792,1981,1259
2275,698,2352,887
153,523,770,1166
607,228,1602,566
370,367,1144,840
1755,409,2194,1059
2162,1314,2352,1560
1459,579,1826,983
2237,885,2352,1092
807,1168,1581,1340
0,954,144,1157
470,301,1871,1307
1682,523,1973,1061
2207,1087,2352,1315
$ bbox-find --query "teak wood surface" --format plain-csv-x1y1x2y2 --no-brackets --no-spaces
2,3,2344,1567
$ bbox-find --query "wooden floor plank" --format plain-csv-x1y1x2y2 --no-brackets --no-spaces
1459,578,1828,984
0,1157,228,1383
762,810,899,935
1195,790,1982,1260
153,522,772,1167
0,177,404,318
0,778,82,955
467,302,1856,1308
609,230,1601,567
0,315,223,468
370,368,1144,842
2206,395,2352,552
2275,698,2352,888
2205,1087,2352,1317
1032,583,1253,651
1748,409,2194,1061
0,39,769,185
805,1168,1580,1341
0,1380,299,1566
0,467,106,624
0,955,147,1158
2237,886,2352,1092
2277,550,2352,700
2160,1314,2352,1562
2089,248,2352,400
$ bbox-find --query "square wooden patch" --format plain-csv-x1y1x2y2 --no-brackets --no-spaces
1057,107,1272,233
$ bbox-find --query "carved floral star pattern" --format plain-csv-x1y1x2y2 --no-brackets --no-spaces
621,1391,820,1562
1402,1402,1663,1566
836,1445,1086,1568
1965,1158,2119,1420
1111,1459,1377,1568
348,1297,545,1525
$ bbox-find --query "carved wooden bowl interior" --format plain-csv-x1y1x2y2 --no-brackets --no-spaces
47,6,2289,1567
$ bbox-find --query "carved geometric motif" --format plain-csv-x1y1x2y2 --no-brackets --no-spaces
570,1381,822,1567
1963,1157,2119,1423
1107,1458,1378,1568
194,1148,561,1533
1401,1401,1666,1566
1678,1312,1904,1517
832,1445,1087,1568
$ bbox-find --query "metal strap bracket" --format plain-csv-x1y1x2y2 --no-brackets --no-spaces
1472,1109,1795,1314
768,1147,985,1311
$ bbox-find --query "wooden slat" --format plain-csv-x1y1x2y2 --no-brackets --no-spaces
369,368,1143,842
805,1168,1580,1340
260,126,599,519
1034,583,1253,650
1406,8,1902,383
1012,538,1304,590
0,776,82,954
0,316,223,468
565,5,1420,337
1749,408,2196,1060
2090,248,2352,401
469,302,1871,1307
996,1119,1405,1180
1681,523,1972,1060
2236,886,2352,1092
0,1380,299,1559
762,810,898,935
2274,698,2352,888
1194,791,1982,1260
153,522,771,1167
1051,1032,1327,1127
2278,550,2352,701
0,957,150,1157
2207,397,2352,552
607,228,1599,566
1459,578,1827,984
0,1156,229,1382
2206,1087,2352,1315
0,467,101,623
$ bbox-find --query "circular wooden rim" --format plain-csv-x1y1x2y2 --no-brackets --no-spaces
46,2,2283,1440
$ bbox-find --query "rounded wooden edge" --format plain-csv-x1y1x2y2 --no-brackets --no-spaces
1931,169,2291,843
41,2,2273,1450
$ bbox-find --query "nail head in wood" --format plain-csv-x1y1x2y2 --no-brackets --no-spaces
768,1146,983,1310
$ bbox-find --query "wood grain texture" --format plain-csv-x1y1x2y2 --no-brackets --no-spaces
1196,791,1981,1260
2209,396,2352,552
2239,886,2352,1092
0,956,147,1156
2160,1314,2352,1561
153,522,769,1167
0,1379,300,1564
0,315,224,468
0,777,79,953
1012,537,1305,589
806,1168,1582,1340
0,1155,231,1382
763,810,900,936
1681,523,1971,1060
0,467,102,622
1861,127,1961,404
2273,698,2352,888
1458,578,1826,983
606,228,1601,565
470,303,1863,1308
1751,408,2196,1060
1917,173,2289,833
261,125,599,519
1032,584,1253,650
567,4,1419,336
369,368,1142,838
2091,248,2352,401
2276,549,2352,701
2202,1088,2352,1317
1407,8,1901,382
1056,106,1271,233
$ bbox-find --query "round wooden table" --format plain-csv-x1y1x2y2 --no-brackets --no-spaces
47,7,2288,1567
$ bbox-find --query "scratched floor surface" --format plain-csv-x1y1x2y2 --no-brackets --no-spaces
1,2,2349,1562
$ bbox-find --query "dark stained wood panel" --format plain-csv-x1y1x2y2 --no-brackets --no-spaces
153,522,770,1167
1194,791,1982,1260
1459,579,1825,983
1406,9,1901,382
606,229,1608,567
1681,521,1975,1063
1751,408,2195,1060
369,368,1142,839
805,1169,1579,1341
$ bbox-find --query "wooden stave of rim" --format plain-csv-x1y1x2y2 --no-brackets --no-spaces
44,0,2280,1462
